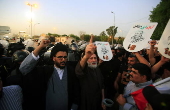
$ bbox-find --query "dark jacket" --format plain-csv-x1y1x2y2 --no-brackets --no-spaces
22,61,80,110
75,62,104,110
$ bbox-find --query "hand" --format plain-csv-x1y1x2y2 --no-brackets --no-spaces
161,56,170,62
117,94,126,106
150,40,156,46
101,102,106,110
98,59,103,65
84,35,96,58
39,39,50,48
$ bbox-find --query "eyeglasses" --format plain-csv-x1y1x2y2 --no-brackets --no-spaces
55,56,67,60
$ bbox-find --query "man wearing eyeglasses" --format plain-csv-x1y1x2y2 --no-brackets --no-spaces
19,39,80,110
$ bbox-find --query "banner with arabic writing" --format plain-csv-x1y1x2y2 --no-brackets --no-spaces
123,22,158,52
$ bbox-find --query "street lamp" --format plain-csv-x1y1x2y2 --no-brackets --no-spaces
111,11,115,46
26,3,37,38
120,30,123,37
111,11,115,26
34,23,40,36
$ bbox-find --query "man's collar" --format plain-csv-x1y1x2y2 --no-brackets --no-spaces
135,80,153,87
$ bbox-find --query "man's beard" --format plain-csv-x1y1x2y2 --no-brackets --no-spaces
55,61,66,69
87,62,97,69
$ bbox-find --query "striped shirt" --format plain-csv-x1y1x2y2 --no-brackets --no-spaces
0,85,23,110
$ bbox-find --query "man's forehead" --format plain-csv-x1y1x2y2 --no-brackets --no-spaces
128,57,136,60
90,54,96,57
56,51,67,55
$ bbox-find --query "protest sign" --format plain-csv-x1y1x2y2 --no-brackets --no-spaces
123,23,158,52
95,41,113,61
158,19,170,58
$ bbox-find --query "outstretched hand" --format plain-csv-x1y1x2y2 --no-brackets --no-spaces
84,34,96,58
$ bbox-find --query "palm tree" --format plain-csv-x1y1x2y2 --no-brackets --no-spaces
106,26,118,46
100,31,108,41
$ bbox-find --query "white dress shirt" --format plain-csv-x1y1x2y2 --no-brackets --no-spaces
54,66,64,80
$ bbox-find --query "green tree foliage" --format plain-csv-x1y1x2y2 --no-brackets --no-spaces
69,34,80,41
149,0,170,40
48,33,52,36
53,34,60,37
47,33,60,37
79,31,86,40
106,26,118,45
93,36,101,42
100,31,108,41
84,34,91,41
62,34,68,36
116,36,124,45
83,34,101,42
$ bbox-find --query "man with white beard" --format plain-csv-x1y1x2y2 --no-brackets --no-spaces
75,40,106,110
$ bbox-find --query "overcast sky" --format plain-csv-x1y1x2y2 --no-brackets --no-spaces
0,0,160,37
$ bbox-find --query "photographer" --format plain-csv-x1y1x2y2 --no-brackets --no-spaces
114,52,150,94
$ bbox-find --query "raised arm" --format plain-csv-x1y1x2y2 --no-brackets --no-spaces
79,35,96,69
149,40,156,66
151,56,170,78
134,52,150,67
33,39,50,56
19,39,50,75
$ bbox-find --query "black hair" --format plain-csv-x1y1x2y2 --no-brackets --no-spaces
116,52,124,57
162,62,170,71
111,47,115,50
12,50,29,62
128,54,139,62
7,42,25,56
0,44,4,56
132,63,151,81
50,43,68,58
71,40,75,43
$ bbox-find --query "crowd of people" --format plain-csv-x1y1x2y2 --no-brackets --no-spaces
0,36,170,110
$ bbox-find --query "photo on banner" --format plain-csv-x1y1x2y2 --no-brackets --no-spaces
158,19,170,58
95,41,113,61
123,22,158,52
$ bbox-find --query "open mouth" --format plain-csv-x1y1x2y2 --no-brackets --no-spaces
60,62,66,65
92,63,96,65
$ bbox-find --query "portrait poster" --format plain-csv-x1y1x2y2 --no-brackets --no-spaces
158,19,170,58
95,41,113,61
144,39,159,49
123,22,158,52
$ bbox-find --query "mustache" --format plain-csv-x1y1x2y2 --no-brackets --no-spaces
60,61,66,64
